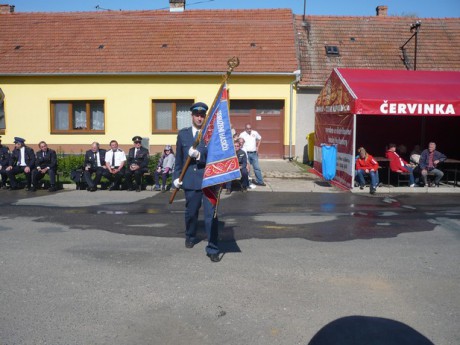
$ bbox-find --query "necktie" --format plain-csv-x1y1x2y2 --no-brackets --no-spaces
112,151,116,167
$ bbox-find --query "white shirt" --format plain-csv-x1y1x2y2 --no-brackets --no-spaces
105,149,126,168
19,147,26,166
239,130,261,152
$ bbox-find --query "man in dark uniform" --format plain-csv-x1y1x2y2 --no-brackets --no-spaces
83,141,110,192
125,136,149,192
31,141,58,192
173,102,220,263
0,135,10,189
5,137,35,190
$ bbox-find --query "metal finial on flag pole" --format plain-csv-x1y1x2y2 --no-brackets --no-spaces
169,57,240,204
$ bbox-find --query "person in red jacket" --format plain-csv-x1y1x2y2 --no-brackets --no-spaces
385,143,415,187
355,147,380,194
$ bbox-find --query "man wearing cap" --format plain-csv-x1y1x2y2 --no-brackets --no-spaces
5,137,35,190
125,136,149,192
31,141,58,192
0,135,10,189
83,141,110,192
154,145,175,192
104,140,126,191
173,102,220,262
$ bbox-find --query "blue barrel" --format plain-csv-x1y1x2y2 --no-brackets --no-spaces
321,145,337,181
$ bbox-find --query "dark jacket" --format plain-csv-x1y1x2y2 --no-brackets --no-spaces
173,127,207,190
0,145,9,167
35,148,57,170
419,149,447,170
236,149,247,170
127,146,149,169
9,145,35,168
84,149,107,169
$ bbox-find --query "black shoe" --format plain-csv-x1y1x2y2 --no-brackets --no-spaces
255,181,266,186
185,240,195,249
25,186,32,191
370,187,376,195
48,186,57,192
89,187,97,192
109,186,118,191
207,253,221,262
29,186,37,192
359,185,364,190
136,186,141,192
8,186,19,191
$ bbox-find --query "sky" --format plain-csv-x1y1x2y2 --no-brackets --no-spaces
7,0,460,18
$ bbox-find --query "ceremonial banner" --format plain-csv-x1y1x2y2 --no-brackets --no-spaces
201,83,241,205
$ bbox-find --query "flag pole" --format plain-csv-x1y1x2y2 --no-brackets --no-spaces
169,57,240,204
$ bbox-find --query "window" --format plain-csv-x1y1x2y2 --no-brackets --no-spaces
51,100,105,133
152,100,193,133
325,45,340,56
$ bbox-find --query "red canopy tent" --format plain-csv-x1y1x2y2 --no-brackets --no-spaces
314,68,460,189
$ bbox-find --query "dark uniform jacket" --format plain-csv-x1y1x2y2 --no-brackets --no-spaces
9,145,35,168
35,148,57,170
173,127,207,190
127,146,149,169
0,145,9,167
236,149,247,170
84,149,107,169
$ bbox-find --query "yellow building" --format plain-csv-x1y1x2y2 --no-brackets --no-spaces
0,6,299,158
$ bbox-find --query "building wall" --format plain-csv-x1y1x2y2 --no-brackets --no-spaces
0,75,295,155
295,88,321,163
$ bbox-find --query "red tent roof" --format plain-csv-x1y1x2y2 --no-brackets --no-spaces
320,68,460,116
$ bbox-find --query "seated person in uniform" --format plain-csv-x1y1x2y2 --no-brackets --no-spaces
355,147,379,195
154,145,175,192
5,136,35,190
419,141,446,187
105,140,127,191
125,136,149,192
225,140,249,194
83,141,110,192
31,141,58,192
385,143,416,187
0,135,10,189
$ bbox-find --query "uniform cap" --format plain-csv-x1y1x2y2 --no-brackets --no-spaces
14,136,25,144
190,102,208,113
164,145,172,151
132,136,143,142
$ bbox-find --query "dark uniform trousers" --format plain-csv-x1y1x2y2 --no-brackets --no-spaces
84,167,111,188
174,126,219,255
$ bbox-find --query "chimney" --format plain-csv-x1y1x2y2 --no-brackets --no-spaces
0,4,15,14
376,5,388,17
169,0,185,12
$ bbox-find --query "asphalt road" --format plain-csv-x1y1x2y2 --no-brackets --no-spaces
1,189,459,345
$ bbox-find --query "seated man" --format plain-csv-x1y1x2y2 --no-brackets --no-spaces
355,147,379,195
419,141,446,187
225,140,249,194
31,141,58,192
105,140,126,191
83,141,110,192
385,143,415,187
154,145,175,192
0,135,10,189
5,137,35,190
125,136,149,192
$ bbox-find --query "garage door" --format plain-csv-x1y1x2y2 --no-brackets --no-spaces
230,100,285,158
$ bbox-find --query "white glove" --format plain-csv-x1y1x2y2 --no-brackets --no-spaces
188,147,200,159
173,178,182,189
